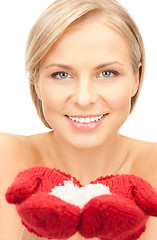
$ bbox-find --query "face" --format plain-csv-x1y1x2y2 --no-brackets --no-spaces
36,19,139,149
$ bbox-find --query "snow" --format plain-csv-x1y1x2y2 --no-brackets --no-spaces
49,180,112,208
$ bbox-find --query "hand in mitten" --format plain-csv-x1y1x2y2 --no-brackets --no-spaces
5,166,81,239
5,166,157,240
79,174,157,240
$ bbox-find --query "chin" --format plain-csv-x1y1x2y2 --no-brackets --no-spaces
68,134,106,150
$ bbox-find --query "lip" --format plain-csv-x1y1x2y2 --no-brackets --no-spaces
65,114,108,132
65,114,104,118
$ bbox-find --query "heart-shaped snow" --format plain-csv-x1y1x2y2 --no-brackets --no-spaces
49,180,112,208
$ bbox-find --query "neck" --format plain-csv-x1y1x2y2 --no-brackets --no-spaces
51,132,127,185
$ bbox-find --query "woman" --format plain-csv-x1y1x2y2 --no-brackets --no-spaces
1,0,157,239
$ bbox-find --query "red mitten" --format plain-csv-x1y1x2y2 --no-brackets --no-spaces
5,167,157,240
17,193,80,239
131,175,157,215
5,166,81,203
5,167,81,239
79,174,157,240
5,167,45,203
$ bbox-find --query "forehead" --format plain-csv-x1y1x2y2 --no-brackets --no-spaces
41,18,132,70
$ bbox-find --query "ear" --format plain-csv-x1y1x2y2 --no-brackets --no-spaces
34,82,42,101
131,63,142,97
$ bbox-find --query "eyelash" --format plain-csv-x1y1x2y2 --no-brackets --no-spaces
98,70,119,78
51,71,72,79
50,69,119,79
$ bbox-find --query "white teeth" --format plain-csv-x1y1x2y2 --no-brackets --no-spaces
69,115,104,123
85,117,90,123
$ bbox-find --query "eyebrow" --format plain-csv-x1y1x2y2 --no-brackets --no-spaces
45,61,124,70
95,61,124,69
45,63,73,70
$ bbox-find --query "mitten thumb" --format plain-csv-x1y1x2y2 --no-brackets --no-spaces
132,175,157,216
5,166,47,204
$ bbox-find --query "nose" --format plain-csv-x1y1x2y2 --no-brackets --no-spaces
71,77,99,106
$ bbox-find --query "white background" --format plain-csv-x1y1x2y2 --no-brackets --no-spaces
0,0,157,142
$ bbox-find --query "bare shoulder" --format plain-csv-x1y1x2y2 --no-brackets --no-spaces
141,141,157,190
0,132,28,170
0,132,47,240
138,141,157,237
133,139,157,163
0,131,50,167
125,136,157,189
0,131,34,153
0,130,54,186
120,136,157,239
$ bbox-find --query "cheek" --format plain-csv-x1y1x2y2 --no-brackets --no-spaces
103,81,132,113
101,81,133,132
39,85,66,116
112,89,131,111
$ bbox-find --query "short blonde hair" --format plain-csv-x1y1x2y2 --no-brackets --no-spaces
25,0,145,129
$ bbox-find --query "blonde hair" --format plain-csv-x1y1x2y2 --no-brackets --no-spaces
25,0,145,129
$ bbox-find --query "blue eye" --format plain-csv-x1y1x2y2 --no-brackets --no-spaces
99,70,119,78
51,72,71,79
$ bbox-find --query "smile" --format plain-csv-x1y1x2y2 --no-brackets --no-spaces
65,114,108,132
68,115,104,124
